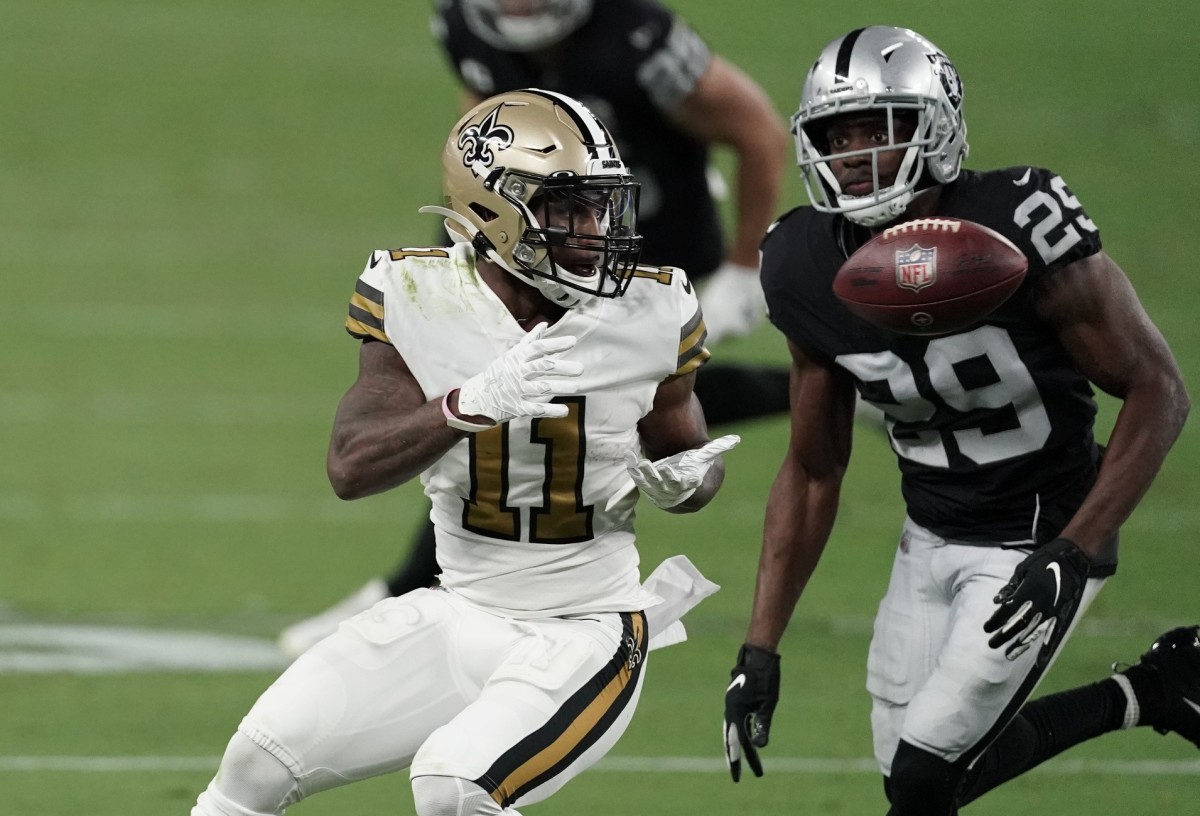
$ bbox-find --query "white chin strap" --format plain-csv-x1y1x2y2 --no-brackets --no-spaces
839,189,915,227
418,205,585,308
840,187,938,228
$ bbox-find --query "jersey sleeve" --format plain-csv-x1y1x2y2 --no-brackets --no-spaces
633,14,712,111
758,207,843,362
344,251,390,343
673,268,710,375
987,167,1103,278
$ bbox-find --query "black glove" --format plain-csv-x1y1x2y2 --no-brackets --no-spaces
723,643,780,782
983,537,1091,660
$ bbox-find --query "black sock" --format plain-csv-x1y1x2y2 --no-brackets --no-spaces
958,679,1127,805
1115,661,1167,727
385,516,440,596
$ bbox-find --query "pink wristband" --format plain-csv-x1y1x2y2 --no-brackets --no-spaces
442,390,493,433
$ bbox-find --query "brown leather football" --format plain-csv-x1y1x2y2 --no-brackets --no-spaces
834,217,1029,335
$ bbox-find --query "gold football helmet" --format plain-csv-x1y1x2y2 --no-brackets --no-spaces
422,88,642,307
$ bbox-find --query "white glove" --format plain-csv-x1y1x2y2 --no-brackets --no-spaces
698,261,766,346
455,323,583,427
621,434,741,509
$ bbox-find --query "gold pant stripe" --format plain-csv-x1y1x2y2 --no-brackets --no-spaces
482,612,646,806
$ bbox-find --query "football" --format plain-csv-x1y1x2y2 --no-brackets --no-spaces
833,217,1029,335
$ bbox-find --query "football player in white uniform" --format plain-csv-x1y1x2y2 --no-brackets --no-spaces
191,89,736,816
278,0,791,659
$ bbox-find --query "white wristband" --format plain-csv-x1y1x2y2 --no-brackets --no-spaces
442,391,494,433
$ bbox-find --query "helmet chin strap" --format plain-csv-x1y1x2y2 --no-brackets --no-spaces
418,205,584,308
840,186,936,227
840,190,914,227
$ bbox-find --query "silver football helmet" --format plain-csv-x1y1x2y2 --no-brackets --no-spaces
792,26,969,227
461,0,593,52
421,88,641,307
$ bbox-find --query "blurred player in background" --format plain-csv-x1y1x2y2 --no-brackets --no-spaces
279,0,789,656
194,89,733,816
719,26,1195,815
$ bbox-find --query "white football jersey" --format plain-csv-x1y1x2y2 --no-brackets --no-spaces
343,243,709,617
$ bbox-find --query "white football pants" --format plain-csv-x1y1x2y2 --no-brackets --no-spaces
192,587,647,815
867,518,1105,774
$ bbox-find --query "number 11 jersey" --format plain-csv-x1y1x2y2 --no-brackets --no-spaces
344,242,709,617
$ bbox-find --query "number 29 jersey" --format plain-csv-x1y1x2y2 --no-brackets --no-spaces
762,167,1105,548
345,243,709,617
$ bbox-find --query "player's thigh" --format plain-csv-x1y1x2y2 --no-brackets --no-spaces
901,555,1106,763
866,523,954,772
237,589,513,796
413,611,649,810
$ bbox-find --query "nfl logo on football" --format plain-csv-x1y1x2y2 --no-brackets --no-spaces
895,245,937,292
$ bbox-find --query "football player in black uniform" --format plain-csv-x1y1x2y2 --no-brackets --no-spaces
279,0,791,657
721,26,1197,815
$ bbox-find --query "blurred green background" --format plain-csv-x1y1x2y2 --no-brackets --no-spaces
2,0,1198,813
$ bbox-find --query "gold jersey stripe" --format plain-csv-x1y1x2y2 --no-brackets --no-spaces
350,290,385,321
675,308,710,375
346,276,387,342
675,343,711,376
354,277,384,305
344,315,389,343
488,612,647,806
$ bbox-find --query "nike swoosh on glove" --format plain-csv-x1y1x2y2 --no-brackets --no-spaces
698,262,765,346
983,537,1091,660
723,642,780,782
456,323,583,426
622,434,740,509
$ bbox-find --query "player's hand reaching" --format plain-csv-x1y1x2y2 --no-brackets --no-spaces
452,323,582,429
622,435,740,509
723,642,780,782
699,261,766,346
983,537,1091,660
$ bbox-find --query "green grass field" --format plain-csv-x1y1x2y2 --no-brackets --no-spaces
3,1,1199,813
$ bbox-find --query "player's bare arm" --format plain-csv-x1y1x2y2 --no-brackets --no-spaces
745,340,856,651
327,340,467,500
669,55,788,268
633,370,729,513
1035,251,1190,559
723,341,853,782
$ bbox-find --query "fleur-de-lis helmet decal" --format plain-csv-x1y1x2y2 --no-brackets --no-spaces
457,104,515,172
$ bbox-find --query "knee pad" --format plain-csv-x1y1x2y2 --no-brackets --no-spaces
886,740,964,816
412,775,518,816
192,731,301,816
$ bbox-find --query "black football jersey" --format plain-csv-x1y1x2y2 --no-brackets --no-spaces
762,168,1107,548
432,0,724,277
